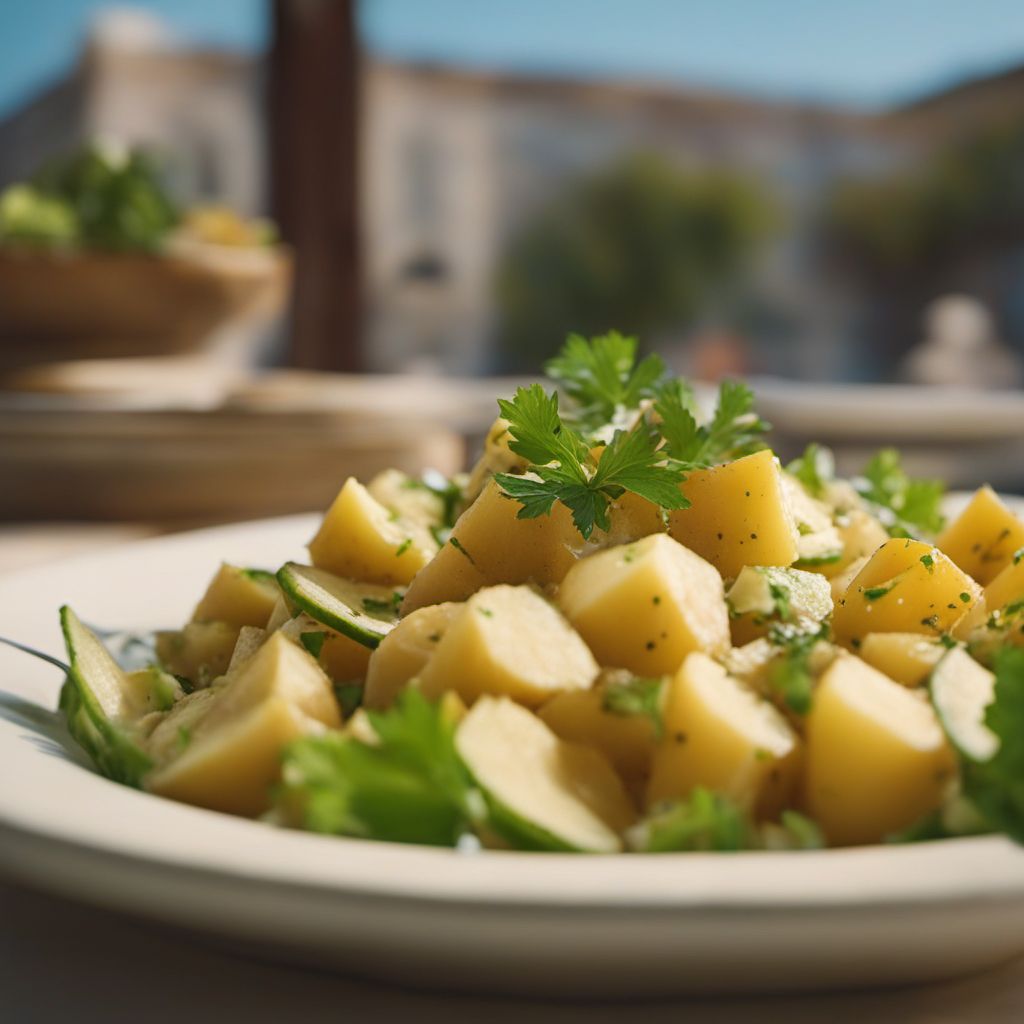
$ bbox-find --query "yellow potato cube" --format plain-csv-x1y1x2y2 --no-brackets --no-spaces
309,477,436,586
155,621,240,687
462,416,528,507
363,602,463,709
417,584,598,707
725,565,832,646
780,473,844,570
402,478,580,611
557,533,730,676
984,553,1024,615
858,632,946,688
147,633,340,816
834,509,889,573
937,485,1024,585
277,613,373,684
366,468,446,530
191,564,279,628
832,539,981,648
803,654,956,845
590,491,667,549
538,676,660,801
668,449,800,579
646,652,803,818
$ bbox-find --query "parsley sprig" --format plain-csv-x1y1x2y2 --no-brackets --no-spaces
544,331,666,431
496,333,771,540
656,378,770,467
856,448,945,538
494,384,687,540
786,442,834,499
277,689,482,846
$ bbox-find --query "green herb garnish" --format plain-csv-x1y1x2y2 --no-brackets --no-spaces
495,383,687,540
602,677,665,738
278,690,481,846
786,443,834,499
299,631,327,659
856,448,945,538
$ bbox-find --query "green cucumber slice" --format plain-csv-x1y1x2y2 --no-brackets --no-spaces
59,606,153,787
455,696,626,853
276,563,402,650
929,647,999,763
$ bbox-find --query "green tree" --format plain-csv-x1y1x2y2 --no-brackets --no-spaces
494,153,776,371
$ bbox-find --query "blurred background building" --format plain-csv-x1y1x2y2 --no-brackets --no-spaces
3,1,1024,380
4,0,1024,530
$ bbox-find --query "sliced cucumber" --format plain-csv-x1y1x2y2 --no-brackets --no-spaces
929,647,999,763
59,606,153,787
455,696,632,853
276,563,403,650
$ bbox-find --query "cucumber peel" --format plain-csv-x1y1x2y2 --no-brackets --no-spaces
276,563,403,649
930,647,999,764
59,606,153,787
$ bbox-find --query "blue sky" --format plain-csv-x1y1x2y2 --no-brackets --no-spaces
2,0,1024,118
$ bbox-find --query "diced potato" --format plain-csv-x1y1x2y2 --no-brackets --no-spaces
803,654,955,845
831,539,981,648
829,553,869,603
401,478,580,612
146,633,341,816
557,534,730,676
983,554,1024,616
780,473,844,569
937,485,1024,585
858,632,947,688
834,509,889,572
646,652,803,818
667,449,800,578
463,417,528,508
726,565,832,645
456,696,635,852
309,477,437,586
278,613,373,683
538,674,660,801
191,564,279,628
589,491,667,550
155,621,241,687
417,584,598,707
363,602,463,709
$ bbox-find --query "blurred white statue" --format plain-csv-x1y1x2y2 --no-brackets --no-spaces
903,295,1022,389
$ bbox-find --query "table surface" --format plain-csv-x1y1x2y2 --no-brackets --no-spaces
2,522,1023,1022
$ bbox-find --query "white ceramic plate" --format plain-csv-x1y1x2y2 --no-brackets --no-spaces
1,515,1024,997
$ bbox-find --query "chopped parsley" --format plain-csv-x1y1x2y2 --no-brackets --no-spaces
855,448,945,538
631,788,751,852
767,622,828,715
362,592,403,619
333,682,364,718
278,689,482,846
299,631,326,659
786,442,834,499
449,536,477,565
602,676,665,738
395,538,413,558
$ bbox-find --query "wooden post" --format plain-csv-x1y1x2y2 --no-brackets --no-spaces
269,0,361,371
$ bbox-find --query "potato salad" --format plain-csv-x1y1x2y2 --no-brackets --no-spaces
57,333,1024,852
